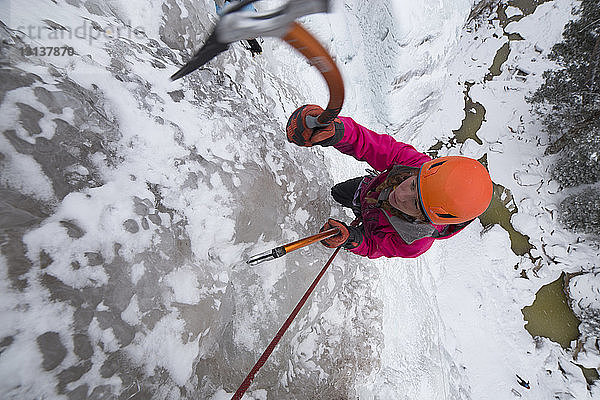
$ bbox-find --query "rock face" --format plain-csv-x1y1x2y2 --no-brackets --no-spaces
0,2,383,399
37,332,67,371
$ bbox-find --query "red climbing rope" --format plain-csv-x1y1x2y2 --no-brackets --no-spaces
231,246,342,399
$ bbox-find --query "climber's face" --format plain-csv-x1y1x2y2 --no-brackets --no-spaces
388,176,425,219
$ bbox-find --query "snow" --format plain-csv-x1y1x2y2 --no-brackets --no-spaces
1,0,600,399
121,294,141,326
130,262,146,285
165,267,202,304
126,312,200,386
0,137,55,202
505,6,523,19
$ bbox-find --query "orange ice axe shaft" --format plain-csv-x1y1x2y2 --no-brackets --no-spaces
246,227,340,265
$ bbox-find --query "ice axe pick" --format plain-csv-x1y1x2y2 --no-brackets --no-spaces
170,0,344,128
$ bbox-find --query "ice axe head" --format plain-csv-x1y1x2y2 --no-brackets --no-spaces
170,0,330,81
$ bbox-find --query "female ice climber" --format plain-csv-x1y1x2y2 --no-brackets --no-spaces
286,104,494,259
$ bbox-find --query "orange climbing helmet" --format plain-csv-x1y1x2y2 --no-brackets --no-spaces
417,156,493,225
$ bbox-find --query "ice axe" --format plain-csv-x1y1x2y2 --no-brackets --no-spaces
170,0,345,128
246,227,340,265
235,218,359,399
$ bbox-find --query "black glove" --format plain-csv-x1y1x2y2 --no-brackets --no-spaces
320,219,363,249
286,104,344,147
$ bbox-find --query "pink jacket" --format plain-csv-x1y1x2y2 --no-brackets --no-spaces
334,117,469,259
